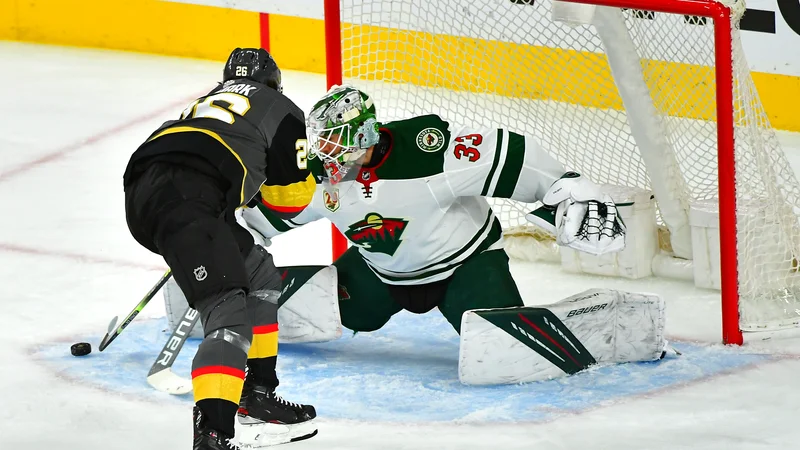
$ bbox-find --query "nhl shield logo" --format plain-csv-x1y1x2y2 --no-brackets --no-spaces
193,266,207,281
416,128,445,152
323,189,340,212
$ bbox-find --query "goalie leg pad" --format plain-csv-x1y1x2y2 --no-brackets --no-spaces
459,288,666,385
165,263,342,343
278,265,342,343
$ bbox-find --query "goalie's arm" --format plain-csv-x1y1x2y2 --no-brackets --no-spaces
241,184,326,239
442,126,567,203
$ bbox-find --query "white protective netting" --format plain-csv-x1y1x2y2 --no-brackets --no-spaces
335,0,800,330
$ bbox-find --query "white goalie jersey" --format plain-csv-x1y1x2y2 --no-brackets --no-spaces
243,114,567,285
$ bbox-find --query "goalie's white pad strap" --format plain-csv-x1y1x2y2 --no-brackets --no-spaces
458,288,666,385
164,264,342,343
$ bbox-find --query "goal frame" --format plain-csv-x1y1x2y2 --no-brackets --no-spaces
322,0,742,345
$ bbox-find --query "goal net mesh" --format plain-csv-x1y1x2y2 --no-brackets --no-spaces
335,0,800,331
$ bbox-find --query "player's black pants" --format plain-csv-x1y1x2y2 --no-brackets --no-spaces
125,160,281,437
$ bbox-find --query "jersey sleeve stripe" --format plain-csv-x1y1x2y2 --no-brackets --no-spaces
148,126,247,205
258,173,316,214
492,132,526,198
251,203,295,233
480,129,508,196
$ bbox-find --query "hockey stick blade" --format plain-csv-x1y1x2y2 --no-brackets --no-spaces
147,368,193,395
99,270,172,352
146,306,199,395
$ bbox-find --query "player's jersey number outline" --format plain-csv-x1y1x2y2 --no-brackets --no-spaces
454,134,482,162
296,139,309,170
180,92,252,124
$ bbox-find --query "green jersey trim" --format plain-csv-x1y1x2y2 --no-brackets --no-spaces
492,132,525,198
481,130,505,196
255,203,294,233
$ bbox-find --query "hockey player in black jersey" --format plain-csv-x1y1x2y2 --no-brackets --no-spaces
123,48,317,449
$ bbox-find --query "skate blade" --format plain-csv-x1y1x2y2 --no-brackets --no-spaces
234,418,317,448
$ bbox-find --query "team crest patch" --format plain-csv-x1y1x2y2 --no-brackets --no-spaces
345,213,409,256
416,128,445,152
323,189,340,212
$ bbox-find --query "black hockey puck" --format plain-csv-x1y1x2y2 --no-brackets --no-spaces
70,342,92,357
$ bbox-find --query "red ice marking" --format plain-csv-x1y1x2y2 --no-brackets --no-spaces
517,312,581,366
0,241,165,271
0,93,206,183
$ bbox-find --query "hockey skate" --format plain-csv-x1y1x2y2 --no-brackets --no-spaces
194,406,236,450
235,378,317,448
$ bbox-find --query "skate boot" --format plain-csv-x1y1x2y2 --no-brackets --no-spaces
235,378,317,448
193,406,236,450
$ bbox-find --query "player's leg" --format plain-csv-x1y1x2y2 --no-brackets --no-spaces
236,240,317,446
334,246,403,332
438,249,524,334
126,161,252,444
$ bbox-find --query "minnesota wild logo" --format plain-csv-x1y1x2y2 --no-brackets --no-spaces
344,213,408,256
416,127,445,152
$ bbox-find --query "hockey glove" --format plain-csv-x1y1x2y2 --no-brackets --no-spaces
526,172,626,256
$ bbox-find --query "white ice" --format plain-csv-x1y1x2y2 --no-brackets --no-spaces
2,41,800,450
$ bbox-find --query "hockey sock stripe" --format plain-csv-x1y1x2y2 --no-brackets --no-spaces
192,365,247,379
192,366,246,404
248,324,279,359
253,323,279,334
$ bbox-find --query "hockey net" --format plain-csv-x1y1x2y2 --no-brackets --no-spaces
324,0,800,342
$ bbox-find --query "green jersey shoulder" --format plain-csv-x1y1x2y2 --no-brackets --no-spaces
375,114,452,180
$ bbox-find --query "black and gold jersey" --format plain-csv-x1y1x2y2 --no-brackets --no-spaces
124,79,314,216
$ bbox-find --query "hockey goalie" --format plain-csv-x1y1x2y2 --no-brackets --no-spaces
166,85,668,385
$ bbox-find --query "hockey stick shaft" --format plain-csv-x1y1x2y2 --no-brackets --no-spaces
147,305,199,394
99,269,172,352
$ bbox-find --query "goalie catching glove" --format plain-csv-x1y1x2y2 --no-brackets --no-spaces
526,172,626,256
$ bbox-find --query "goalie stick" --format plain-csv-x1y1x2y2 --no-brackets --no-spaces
99,269,172,352
147,305,199,395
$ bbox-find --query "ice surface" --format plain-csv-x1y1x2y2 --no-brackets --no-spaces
2,41,800,450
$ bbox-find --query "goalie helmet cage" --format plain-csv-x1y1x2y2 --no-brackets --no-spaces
322,0,800,345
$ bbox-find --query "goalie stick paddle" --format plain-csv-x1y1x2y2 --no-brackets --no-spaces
99,269,172,352
146,305,199,395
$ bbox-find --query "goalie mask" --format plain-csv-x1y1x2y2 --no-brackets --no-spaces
306,85,380,192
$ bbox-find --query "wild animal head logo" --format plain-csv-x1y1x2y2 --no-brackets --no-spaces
344,213,408,256
416,128,445,152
